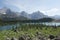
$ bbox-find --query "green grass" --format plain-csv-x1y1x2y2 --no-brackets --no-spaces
0,24,60,40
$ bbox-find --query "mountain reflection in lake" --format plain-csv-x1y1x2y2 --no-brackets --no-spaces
0,22,60,30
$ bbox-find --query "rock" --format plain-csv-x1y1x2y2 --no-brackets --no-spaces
55,39,60,40
26,37,32,40
6,37,10,40
18,33,32,40
54,36,60,40
11,37,17,40
11,37,14,40
18,36,25,40
49,35,55,39
36,32,42,35
18,34,26,40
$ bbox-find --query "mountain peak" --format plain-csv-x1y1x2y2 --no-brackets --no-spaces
30,11,47,19
32,11,44,15
1,7,10,11
0,7,11,14
20,11,28,14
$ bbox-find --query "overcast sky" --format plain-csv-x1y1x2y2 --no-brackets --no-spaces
0,0,60,16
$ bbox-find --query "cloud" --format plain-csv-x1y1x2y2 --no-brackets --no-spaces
3,0,32,12
4,0,23,10
3,0,48,13
41,8,59,16
3,0,60,16
46,8,59,13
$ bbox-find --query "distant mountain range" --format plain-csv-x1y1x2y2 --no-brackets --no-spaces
51,15,60,20
19,11,48,19
0,7,60,21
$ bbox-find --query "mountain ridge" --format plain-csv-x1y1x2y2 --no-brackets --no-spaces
0,7,58,21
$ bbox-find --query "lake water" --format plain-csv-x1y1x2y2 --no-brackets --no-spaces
0,23,20,30
42,22,60,26
0,22,60,30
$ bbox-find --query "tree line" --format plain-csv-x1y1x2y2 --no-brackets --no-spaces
0,17,53,23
